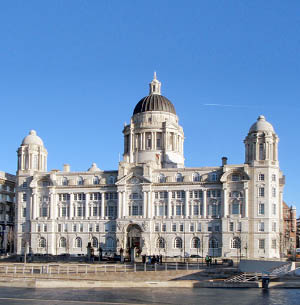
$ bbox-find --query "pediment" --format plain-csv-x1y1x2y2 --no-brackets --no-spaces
115,172,151,185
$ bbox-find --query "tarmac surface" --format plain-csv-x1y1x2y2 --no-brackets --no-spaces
0,287,300,305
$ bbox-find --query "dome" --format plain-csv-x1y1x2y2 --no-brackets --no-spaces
88,163,101,172
249,115,274,133
22,130,44,146
133,94,176,115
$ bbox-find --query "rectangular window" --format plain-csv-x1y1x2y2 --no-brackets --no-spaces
155,192,158,199
172,192,175,199
193,205,199,215
272,188,276,197
272,204,276,215
58,224,62,232
22,193,27,202
77,206,83,217
272,239,276,249
162,224,166,232
272,174,276,182
259,203,265,215
22,181,27,188
229,222,234,232
157,138,161,148
180,224,184,232
73,224,77,232
89,224,93,232
258,174,265,181
258,187,265,197
176,205,182,216
43,224,47,232
105,223,109,232
37,224,41,232
111,223,116,232
259,239,265,249
259,222,264,232
237,222,242,232
197,223,201,232
22,208,26,218
208,225,212,232
155,223,159,232
132,206,139,216
61,207,67,217
190,224,194,232
95,224,99,232
272,222,277,232
93,206,98,216
64,224,68,232
172,224,177,232
80,224,83,232
214,225,220,232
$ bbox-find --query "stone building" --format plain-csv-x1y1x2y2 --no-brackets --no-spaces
15,74,286,259
0,171,16,253
282,202,297,255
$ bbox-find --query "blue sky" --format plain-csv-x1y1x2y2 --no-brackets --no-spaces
1,1,300,213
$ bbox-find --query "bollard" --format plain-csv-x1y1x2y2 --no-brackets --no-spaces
85,265,88,274
134,264,136,272
31,266,33,274
165,263,167,271
104,265,107,273
5,266,8,274
186,262,188,270
49,266,51,275
144,263,146,272
14,266,17,274
124,264,126,273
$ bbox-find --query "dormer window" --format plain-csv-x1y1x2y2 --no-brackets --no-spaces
93,176,99,185
193,173,201,182
159,174,165,183
78,177,83,185
176,173,183,182
211,173,218,182
62,177,68,186
231,174,240,181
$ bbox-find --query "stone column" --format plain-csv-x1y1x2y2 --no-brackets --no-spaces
32,192,37,219
49,192,55,220
69,193,74,219
168,191,172,217
122,192,126,217
203,190,207,218
143,191,147,218
85,193,89,218
101,193,105,218
223,188,228,217
148,192,153,218
185,190,189,217
118,191,122,218
244,187,248,218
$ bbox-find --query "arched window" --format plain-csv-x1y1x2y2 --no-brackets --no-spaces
92,237,98,248
158,174,165,183
191,237,200,249
174,237,182,249
231,237,241,249
62,177,68,186
78,177,83,185
108,176,115,184
59,237,66,248
193,173,201,182
106,237,115,249
75,237,82,248
209,238,218,249
176,173,183,182
157,237,165,249
39,237,46,248
93,176,99,185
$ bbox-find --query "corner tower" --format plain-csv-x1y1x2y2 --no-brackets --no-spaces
122,73,184,168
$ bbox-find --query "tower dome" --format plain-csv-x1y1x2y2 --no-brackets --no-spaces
22,130,44,146
249,115,274,133
133,72,176,115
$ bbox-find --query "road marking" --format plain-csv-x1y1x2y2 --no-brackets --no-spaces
0,297,149,305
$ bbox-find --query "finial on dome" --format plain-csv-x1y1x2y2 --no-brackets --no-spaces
258,115,266,121
29,130,37,136
149,72,161,95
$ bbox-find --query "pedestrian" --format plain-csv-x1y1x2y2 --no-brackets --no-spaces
205,255,209,267
159,254,163,264
142,254,146,264
156,255,159,264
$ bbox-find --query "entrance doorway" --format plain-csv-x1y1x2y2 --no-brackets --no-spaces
126,224,142,251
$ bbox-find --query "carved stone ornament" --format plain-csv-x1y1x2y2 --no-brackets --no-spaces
130,177,139,184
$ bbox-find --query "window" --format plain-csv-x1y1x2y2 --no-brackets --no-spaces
259,203,265,215
176,173,183,182
157,238,165,249
258,187,265,197
159,174,165,183
231,237,241,249
211,173,218,182
272,188,276,198
106,237,115,249
22,208,26,218
272,204,276,215
157,138,161,148
59,237,66,248
272,222,277,232
62,177,68,186
58,224,62,232
176,205,182,216
80,224,83,232
272,174,276,182
258,222,265,232
197,223,201,232
193,173,201,182
73,224,77,232
92,237,98,248
78,177,83,185
172,224,177,232
214,225,220,232
22,193,27,202
39,237,46,248
147,137,152,149
190,224,194,232
162,224,166,232
75,237,82,248
61,206,67,217
259,239,265,249
232,202,240,215
209,238,218,249
258,174,265,181
193,205,199,216
64,224,68,232
259,143,264,160
43,224,47,232
22,181,27,188
272,239,276,249
37,224,41,232
237,222,242,232
174,237,182,249
208,225,212,232
108,176,115,184
42,206,48,217
95,224,100,232
180,224,184,232
93,176,99,185
231,174,240,181
192,237,200,249
155,223,159,232
89,224,93,232
229,222,234,232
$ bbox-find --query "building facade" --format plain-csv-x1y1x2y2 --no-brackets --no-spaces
0,171,16,254
282,202,297,255
15,74,286,259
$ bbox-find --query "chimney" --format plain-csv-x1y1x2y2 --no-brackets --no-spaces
63,164,70,172
222,157,228,166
